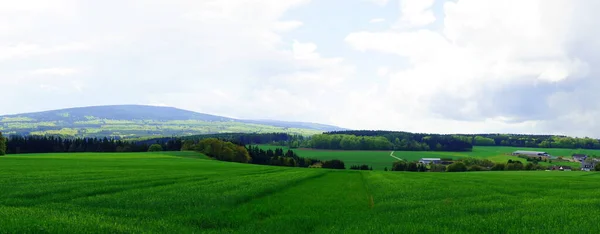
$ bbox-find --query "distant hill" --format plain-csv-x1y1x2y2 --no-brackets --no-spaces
0,105,347,139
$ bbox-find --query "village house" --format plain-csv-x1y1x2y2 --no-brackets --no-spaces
511,150,550,158
550,165,572,171
580,158,600,171
419,158,441,164
572,154,588,162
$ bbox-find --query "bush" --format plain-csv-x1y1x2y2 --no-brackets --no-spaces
406,162,419,172
491,163,505,171
506,161,524,171
322,159,345,169
595,163,600,171
446,162,467,172
392,161,407,171
430,164,446,172
468,165,484,171
350,164,372,170
525,162,535,170
148,144,163,152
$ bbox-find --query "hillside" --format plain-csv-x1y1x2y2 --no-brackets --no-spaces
0,105,346,138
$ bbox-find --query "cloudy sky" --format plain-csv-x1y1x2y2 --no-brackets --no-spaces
2,0,600,137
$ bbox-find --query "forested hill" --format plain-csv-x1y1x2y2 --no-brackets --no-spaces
0,105,346,138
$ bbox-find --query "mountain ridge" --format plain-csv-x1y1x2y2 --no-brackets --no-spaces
0,105,347,138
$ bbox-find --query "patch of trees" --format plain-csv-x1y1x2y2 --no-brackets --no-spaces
389,157,549,173
321,159,346,169
181,133,305,148
350,164,373,170
327,130,600,150
188,138,251,163
4,135,182,154
0,132,6,156
148,144,163,152
462,134,600,150
244,145,321,167
311,132,473,151
391,161,428,172
446,162,468,172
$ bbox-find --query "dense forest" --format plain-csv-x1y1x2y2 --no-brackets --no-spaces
313,132,473,151
325,130,600,150
5,129,600,156
4,135,182,154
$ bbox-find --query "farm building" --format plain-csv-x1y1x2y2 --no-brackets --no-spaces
572,154,588,162
511,150,550,157
581,158,600,171
419,158,441,164
550,165,572,171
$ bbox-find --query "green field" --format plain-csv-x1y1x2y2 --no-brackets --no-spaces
259,145,589,170
2,152,600,233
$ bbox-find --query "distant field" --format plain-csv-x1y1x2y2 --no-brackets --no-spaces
258,145,587,170
2,152,600,233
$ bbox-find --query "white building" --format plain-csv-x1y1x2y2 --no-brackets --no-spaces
419,158,442,164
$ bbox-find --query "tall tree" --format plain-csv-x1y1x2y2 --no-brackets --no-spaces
0,132,6,156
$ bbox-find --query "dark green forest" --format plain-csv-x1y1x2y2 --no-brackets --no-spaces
324,130,600,150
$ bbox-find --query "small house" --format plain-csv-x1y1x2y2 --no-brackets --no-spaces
581,159,599,171
512,150,550,158
549,165,573,171
419,158,441,164
572,154,588,162
560,166,572,171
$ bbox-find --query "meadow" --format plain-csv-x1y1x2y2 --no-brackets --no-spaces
259,145,590,170
2,152,600,233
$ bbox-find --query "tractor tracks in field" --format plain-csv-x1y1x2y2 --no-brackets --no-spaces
389,151,403,161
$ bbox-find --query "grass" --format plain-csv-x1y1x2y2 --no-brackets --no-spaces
2,152,600,233
258,145,588,170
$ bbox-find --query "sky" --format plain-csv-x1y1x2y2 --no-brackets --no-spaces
2,0,600,137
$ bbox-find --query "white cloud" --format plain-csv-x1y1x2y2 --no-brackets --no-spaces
370,18,386,23
366,0,390,6
30,68,79,76
394,0,436,28
343,0,600,137
3,0,600,138
272,21,304,32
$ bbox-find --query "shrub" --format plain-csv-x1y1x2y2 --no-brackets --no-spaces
595,163,600,171
491,163,505,171
148,144,163,152
446,162,467,172
525,163,535,170
322,159,345,169
406,162,419,172
468,165,484,171
506,162,524,171
392,161,408,171
430,164,446,172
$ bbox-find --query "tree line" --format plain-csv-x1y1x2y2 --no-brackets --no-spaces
4,135,182,154
310,133,473,151
181,138,346,169
0,132,6,156
391,158,551,173
467,134,600,149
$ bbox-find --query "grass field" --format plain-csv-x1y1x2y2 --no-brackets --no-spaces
258,145,590,170
1,152,600,233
